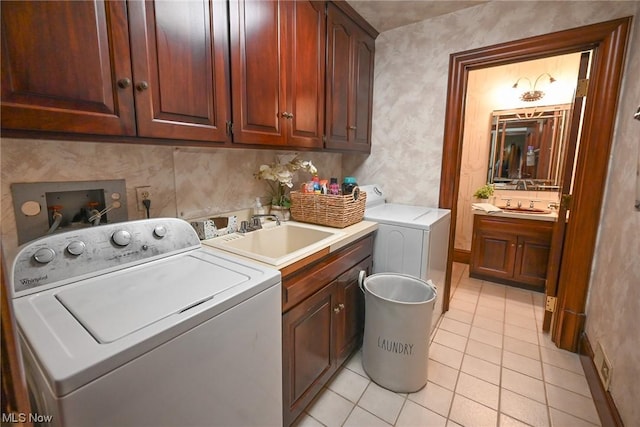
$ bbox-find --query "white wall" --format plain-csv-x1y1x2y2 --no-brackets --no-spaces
343,1,640,423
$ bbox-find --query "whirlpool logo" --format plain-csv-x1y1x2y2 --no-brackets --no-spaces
20,275,48,286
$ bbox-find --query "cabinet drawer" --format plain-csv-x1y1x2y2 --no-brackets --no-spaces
282,235,373,313
474,215,553,238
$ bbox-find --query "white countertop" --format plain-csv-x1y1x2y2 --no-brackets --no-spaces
201,220,378,270
472,209,558,222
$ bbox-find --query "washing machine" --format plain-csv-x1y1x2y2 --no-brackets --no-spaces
360,185,451,332
10,218,282,427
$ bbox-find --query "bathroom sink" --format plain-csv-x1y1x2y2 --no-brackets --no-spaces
498,206,551,214
203,223,345,266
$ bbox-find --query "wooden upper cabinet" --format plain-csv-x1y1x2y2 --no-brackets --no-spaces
1,1,136,136
229,0,325,148
325,2,376,153
128,0,231,143
286,1,326,148
2,0,375,150
1,0,231,143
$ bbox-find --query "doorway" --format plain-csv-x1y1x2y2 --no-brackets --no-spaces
438,17,632,352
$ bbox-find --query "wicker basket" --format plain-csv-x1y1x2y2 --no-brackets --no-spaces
289,190,366,228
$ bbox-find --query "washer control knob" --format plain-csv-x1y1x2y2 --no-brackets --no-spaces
33,247,55,264
112,230,132,247
67,240,86,256
153,225,167,238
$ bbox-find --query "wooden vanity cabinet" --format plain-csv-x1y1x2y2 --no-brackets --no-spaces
325,2,376,153
229,0,326,148
1,0,231,143
470,215,553,291
282,235,372,426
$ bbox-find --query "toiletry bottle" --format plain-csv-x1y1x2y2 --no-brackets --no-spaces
254,197,265,222
342,177,358,195
319,179,328,195
329,178,340,195
526,146,535,166
312,176,321,194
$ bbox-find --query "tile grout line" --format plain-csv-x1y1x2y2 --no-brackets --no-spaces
496,279,507,427
444,267,481,425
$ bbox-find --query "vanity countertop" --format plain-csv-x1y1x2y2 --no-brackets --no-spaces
472,208,558,222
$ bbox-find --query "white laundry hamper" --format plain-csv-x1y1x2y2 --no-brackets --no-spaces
359,272,437,393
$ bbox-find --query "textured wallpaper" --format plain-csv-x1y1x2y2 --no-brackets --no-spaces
0,138,341,261
343,1,640,423
586,2,640,424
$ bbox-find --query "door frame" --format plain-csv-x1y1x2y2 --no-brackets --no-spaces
438,17,632,351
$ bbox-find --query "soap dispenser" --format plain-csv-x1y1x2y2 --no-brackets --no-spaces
254,197,265,222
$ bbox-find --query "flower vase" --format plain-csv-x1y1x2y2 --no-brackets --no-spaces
269,205,290,222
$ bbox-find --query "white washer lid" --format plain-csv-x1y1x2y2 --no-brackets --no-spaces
364,203,451,230
56,254,247,343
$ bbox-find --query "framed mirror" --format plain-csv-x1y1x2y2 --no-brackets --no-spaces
487,103,572,191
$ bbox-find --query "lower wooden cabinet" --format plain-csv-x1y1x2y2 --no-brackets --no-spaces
470,215,553,291
282,235,372,426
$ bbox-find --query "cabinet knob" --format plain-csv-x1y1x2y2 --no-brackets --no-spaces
333,306,341,314
117,78,131,89
348,126,357,130
136,81,149,91
339,303,345,310
281,112,293,119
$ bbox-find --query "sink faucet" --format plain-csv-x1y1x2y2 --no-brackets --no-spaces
514,179,528,190
250,214,281,226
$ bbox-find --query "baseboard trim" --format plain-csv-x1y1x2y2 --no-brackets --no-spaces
579,333,623,427
453,249,470,264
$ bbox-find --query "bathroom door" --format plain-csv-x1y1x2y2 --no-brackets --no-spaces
543,50,592,332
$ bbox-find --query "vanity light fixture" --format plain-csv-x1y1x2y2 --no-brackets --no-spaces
512,73,557,102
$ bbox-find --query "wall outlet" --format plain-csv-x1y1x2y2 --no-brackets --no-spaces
135,186,151,212
594,342,613,390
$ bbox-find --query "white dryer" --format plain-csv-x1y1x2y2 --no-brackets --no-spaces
360,185,451,332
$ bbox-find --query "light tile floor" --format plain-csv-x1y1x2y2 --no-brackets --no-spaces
295,263,600,427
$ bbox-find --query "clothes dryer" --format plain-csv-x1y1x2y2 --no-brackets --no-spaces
361,185,451,332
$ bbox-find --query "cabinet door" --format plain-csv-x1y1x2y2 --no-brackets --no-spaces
282,281,338,426
513,236,550,290
128,0,231,143
284,1,325,148
470,229,517,281
229,0,285,146
335,257,371,366
325,3,374,152
1,1,135,136
325,3,353,149
352,29,375,148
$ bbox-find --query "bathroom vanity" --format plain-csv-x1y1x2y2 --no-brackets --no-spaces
470,213,553,292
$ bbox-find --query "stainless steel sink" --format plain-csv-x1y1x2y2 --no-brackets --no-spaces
498,206,550,214
203,223,345,265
